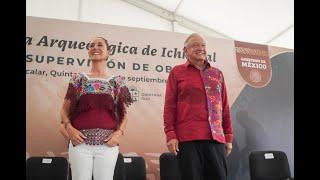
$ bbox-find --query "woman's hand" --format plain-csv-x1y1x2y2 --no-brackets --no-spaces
104,130,123,147
66,123,87,146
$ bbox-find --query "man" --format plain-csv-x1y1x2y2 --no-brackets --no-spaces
163,33,233,180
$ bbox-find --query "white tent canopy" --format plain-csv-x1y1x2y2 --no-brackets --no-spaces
27,0,294,49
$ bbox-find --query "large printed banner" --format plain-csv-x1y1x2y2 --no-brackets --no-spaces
26,16,293,180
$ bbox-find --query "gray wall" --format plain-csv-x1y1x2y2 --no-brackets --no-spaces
227,52,294,180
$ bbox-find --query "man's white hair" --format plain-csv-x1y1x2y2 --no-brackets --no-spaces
184,33,206,47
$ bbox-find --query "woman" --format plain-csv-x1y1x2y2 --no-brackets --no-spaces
60,37,133,180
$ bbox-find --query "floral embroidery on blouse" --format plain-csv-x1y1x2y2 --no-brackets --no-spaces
65,73,133,122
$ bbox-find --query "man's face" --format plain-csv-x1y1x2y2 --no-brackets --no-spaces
184,35,207,61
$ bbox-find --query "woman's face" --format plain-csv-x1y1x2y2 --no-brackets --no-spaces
88,37,110,61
